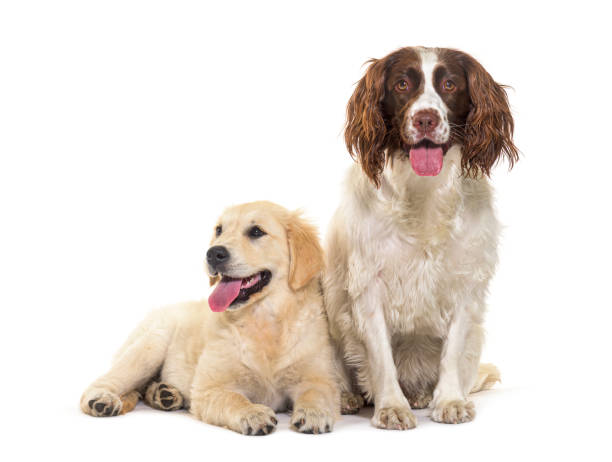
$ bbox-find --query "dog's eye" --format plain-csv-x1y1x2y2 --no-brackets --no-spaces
442,79,456,92
215,225,222,237
248,226,266,239
395,79,410,92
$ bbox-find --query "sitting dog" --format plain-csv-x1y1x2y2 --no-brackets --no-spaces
81,201,339,435
324,47,514,429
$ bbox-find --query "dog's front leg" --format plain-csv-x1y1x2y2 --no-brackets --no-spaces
190,386,278,435
354,284,417,430
289,375,339,434
431,306,482,424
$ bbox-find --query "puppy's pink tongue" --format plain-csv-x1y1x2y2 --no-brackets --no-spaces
208,279,242,312
409,145,443,176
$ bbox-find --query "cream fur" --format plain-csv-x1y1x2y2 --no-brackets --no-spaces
324,146,501,428
81,201,339,435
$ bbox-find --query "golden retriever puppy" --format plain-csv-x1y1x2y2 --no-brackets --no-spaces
80,201,339,435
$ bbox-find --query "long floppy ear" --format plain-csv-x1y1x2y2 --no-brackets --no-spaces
286,212,324,291
460,52,519,177
345,58,389,187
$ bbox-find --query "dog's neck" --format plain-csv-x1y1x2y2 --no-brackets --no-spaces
353,145,471,244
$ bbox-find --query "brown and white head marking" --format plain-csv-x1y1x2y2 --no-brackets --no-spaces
345,46,518,185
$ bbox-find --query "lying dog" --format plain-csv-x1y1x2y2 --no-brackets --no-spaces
324,47,514,429
81,201,339,435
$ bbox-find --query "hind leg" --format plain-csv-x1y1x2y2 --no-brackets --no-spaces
144,381,184,411
81,311,174,417
405,388,433,409
329,333,365,415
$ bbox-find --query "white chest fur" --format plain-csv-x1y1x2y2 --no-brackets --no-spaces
343,148,499,339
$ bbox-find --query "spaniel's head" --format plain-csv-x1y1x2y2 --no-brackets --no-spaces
345,46,518,185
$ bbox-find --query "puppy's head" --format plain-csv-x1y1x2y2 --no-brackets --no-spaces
206,201,323,312
345,46,519,186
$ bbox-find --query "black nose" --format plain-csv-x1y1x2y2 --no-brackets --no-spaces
206,246,230,270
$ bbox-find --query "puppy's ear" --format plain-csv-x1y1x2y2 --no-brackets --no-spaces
286,212,324,291
209,275,220,286
345,58,389,187
460,52,519,177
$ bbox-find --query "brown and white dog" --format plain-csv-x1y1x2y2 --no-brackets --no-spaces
324,47,517,428
81,201,339,435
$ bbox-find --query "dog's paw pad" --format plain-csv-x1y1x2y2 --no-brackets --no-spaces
239,405,277,436
372,406,417,430
340,391,364,415
145,382,184,411
82,390,122,417
291,407,334,434
431,399,475,424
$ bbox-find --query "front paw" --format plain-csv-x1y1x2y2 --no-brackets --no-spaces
238,404,278,436
372,406,417,430
81,388,122,417
291,407,334,434
431,399,475,424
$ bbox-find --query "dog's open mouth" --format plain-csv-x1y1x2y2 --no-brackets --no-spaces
208,270,272,312
404,140,450,176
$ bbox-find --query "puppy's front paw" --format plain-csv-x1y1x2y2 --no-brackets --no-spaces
431,399,475,424
81,388,122,417
238,404,278,436
144,382,184,411
372,406,417,430
340,391,364,415
291,407,334,434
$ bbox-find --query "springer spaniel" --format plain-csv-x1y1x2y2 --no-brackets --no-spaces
324,46,518,429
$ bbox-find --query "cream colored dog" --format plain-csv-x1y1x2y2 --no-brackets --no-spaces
80,201,339,435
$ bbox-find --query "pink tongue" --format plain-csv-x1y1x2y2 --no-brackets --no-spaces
208,279,242,312
409,145,443,176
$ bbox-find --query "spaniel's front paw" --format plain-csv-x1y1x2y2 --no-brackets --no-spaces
431,399,475,424
372,406,417,430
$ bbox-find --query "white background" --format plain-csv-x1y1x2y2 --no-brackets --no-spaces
1,0,611,460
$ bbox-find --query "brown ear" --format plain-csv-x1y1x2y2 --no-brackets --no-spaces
460,52,519,177
286,212,324,291
345,58,389,187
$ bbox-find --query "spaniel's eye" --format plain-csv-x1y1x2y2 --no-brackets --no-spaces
215,225,222,237
442,79,456,92
395,79,410,92
248,225,266,239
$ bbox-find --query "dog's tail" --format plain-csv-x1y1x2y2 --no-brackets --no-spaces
470,363,501,393
120,390,141,415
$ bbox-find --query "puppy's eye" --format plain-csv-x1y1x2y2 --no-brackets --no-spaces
395,79,410,92
442,79,456,92
248,226,266,239
215,225,222,237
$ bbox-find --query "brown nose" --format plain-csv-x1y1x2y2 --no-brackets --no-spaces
412,110,439,135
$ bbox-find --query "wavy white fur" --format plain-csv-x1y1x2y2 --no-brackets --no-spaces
324,145,501,428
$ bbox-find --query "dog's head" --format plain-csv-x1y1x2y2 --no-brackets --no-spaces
206,201,324,312
345,46,518,186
